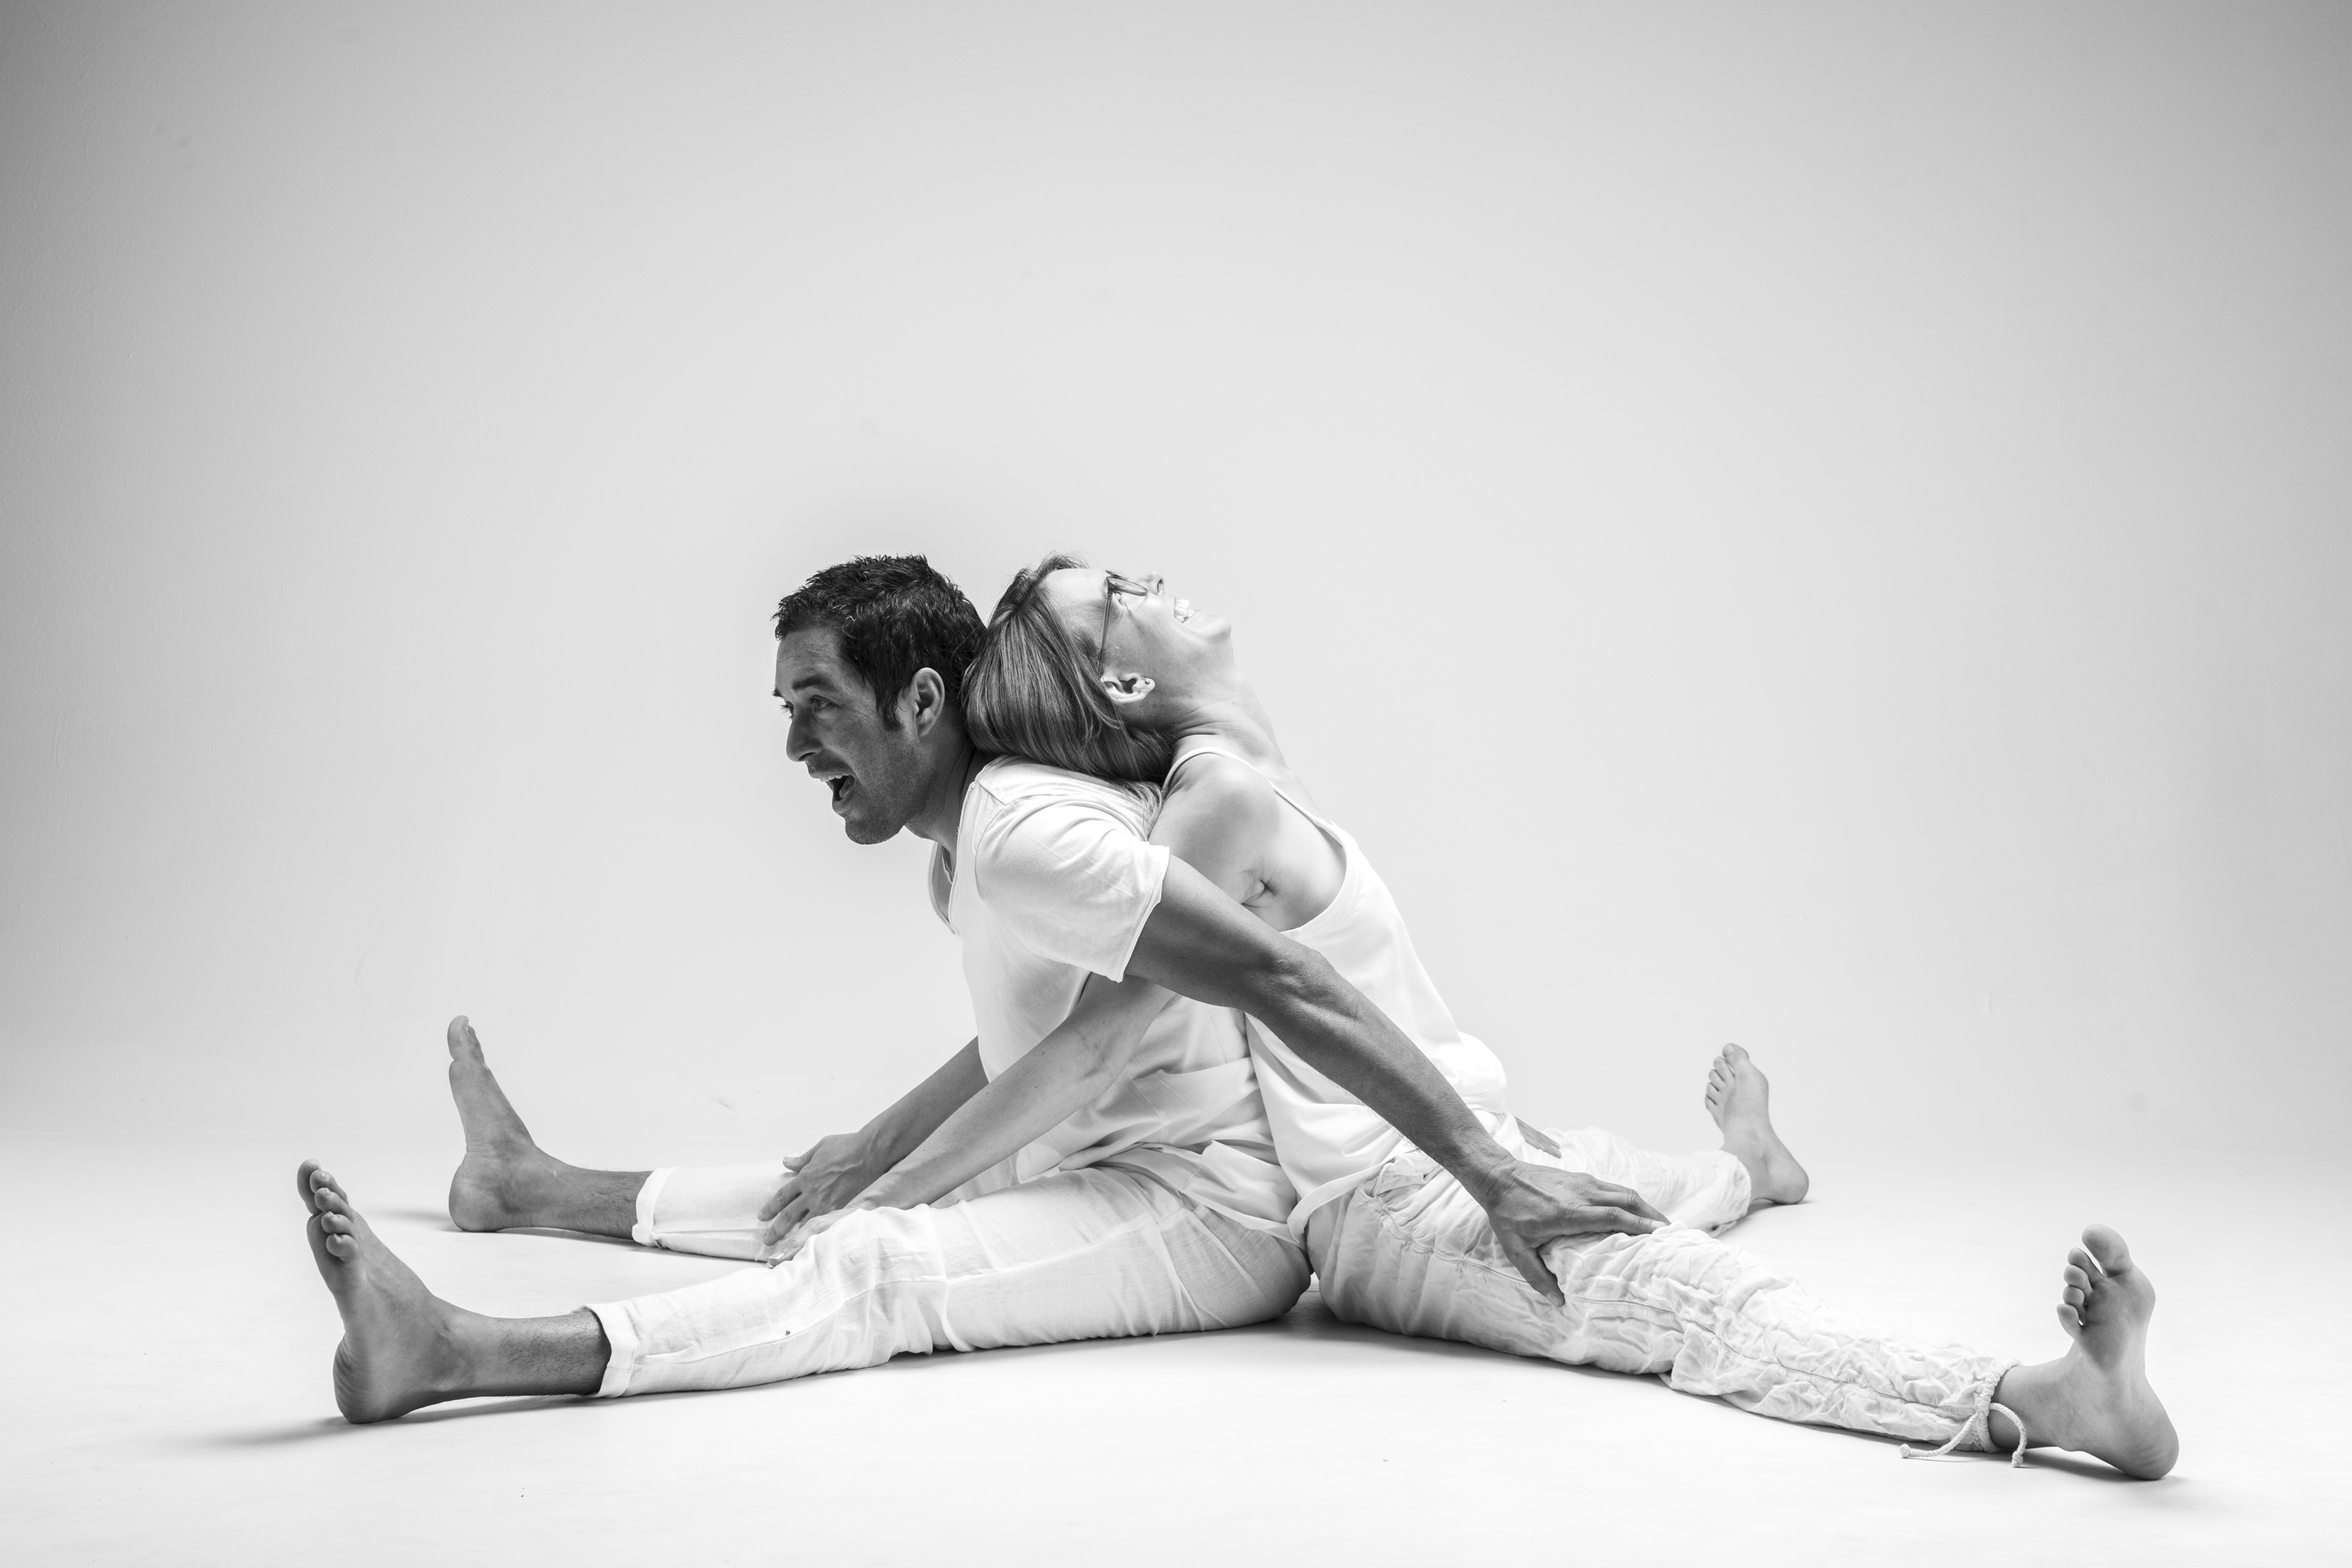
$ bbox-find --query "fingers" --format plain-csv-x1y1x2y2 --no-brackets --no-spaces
760,1195,810,1247
757,1176,802,1223
779,1150,811,1172
760,1207,847,1265
1588,1179,1669,1225
1498,1236,1566,1307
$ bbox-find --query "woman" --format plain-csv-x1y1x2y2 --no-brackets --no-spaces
805,554,2176,1479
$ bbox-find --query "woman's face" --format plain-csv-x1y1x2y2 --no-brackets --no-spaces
1040,566,1234,702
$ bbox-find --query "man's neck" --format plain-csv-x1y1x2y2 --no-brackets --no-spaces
906,739,989,855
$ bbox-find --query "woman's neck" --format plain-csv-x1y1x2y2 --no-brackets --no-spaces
1161,677,1305,789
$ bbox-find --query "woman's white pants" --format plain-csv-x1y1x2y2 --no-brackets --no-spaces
1306,1127,2013,1450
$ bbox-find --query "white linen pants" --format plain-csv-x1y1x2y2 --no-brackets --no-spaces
1307,1127,2013,1450
586,1161,1309,1398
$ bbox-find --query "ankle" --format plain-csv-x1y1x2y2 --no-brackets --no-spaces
1988,1359,2061,1450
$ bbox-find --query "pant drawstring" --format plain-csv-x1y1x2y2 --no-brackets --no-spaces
1900,1381,2028,1468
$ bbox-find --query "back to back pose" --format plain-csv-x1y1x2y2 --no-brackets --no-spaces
296,556,1665,1421
920,554,2177,1479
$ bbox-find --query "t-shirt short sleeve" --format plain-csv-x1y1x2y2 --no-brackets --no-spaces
968,788,1170,980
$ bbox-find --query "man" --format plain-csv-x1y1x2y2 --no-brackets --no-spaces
298,555,1660,1419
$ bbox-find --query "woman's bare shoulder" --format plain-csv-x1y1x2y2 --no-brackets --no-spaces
1155,752,1282,857
1163,750,1280,816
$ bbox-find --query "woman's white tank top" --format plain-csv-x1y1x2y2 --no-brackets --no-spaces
1165,741,1513,1236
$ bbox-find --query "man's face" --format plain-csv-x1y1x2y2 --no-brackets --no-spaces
775,627,937,844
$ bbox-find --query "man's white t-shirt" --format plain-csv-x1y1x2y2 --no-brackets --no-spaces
927,757,1295,1233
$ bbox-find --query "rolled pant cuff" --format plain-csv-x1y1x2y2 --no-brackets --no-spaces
1964,1362,2024,1453
583,1299,641,1398
630,1167,677,1248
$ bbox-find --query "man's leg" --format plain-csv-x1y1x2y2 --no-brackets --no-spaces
303,1161,607,1420
300,1156,1308,1422
443,1016,649,1237
1308,1155,2177,1479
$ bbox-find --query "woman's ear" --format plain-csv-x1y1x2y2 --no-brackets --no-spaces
1099,671,1156,707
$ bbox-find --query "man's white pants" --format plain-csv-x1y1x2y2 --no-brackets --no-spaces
586,1162,1309,1398
1307,1127,2013,1450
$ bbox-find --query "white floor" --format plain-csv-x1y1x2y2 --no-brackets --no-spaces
5,1134,2345,1566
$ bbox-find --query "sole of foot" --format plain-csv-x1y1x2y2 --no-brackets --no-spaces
300,1159,466,1423
2002,1225,2179,1479
445,1014,558,1232
1704,1044,1809,1206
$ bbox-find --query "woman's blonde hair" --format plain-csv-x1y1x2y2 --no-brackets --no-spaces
964,554,1173,784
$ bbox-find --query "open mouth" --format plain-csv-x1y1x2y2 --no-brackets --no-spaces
1174,598,1196,624
814,769,855,809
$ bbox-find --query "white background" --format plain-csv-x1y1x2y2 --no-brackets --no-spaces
4,2,2346,1171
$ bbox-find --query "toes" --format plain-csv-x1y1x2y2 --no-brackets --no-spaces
2068,1244,2107,1283
2082,1224,2133,1276
325,1232,356,1258
299,1163,347,1214
2063,1263,2091,1291
1723,1044,1748,1065
448,1015,480,1058
2056,1301,2083,1339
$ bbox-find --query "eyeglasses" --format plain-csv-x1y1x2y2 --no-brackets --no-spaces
1098,572,1163,655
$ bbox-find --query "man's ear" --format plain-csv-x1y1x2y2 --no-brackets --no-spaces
1099,671,1156,708
903,667,952,737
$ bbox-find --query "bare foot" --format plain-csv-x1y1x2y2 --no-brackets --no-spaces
1991,1225,2180,1479
1704,1044,1809,1207
445,1016,568,1231
299,1160,470,1422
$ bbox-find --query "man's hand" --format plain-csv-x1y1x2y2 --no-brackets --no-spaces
759,1131,887,1247
1475,1163,1668,1305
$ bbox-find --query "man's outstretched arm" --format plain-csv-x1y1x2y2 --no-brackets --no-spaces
1124,858,1662,1303
759,1037,987,1239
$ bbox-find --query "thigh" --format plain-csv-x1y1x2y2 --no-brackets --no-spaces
909,1164,1308,1350
1307,1156,1682,1376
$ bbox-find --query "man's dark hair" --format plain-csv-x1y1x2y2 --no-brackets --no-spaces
773,554,986,727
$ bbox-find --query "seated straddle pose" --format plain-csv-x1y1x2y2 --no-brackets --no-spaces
297,556,1668,1422
871,553,2178,1480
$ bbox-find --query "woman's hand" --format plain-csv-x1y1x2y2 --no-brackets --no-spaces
758,1131,887,1247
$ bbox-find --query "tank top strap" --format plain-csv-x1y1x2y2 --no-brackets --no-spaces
1166,739,1338,834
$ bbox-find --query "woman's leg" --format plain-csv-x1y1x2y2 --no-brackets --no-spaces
1536,1127,1752,1233
1307,1153,2174,1477
1523,1044,1808,1233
